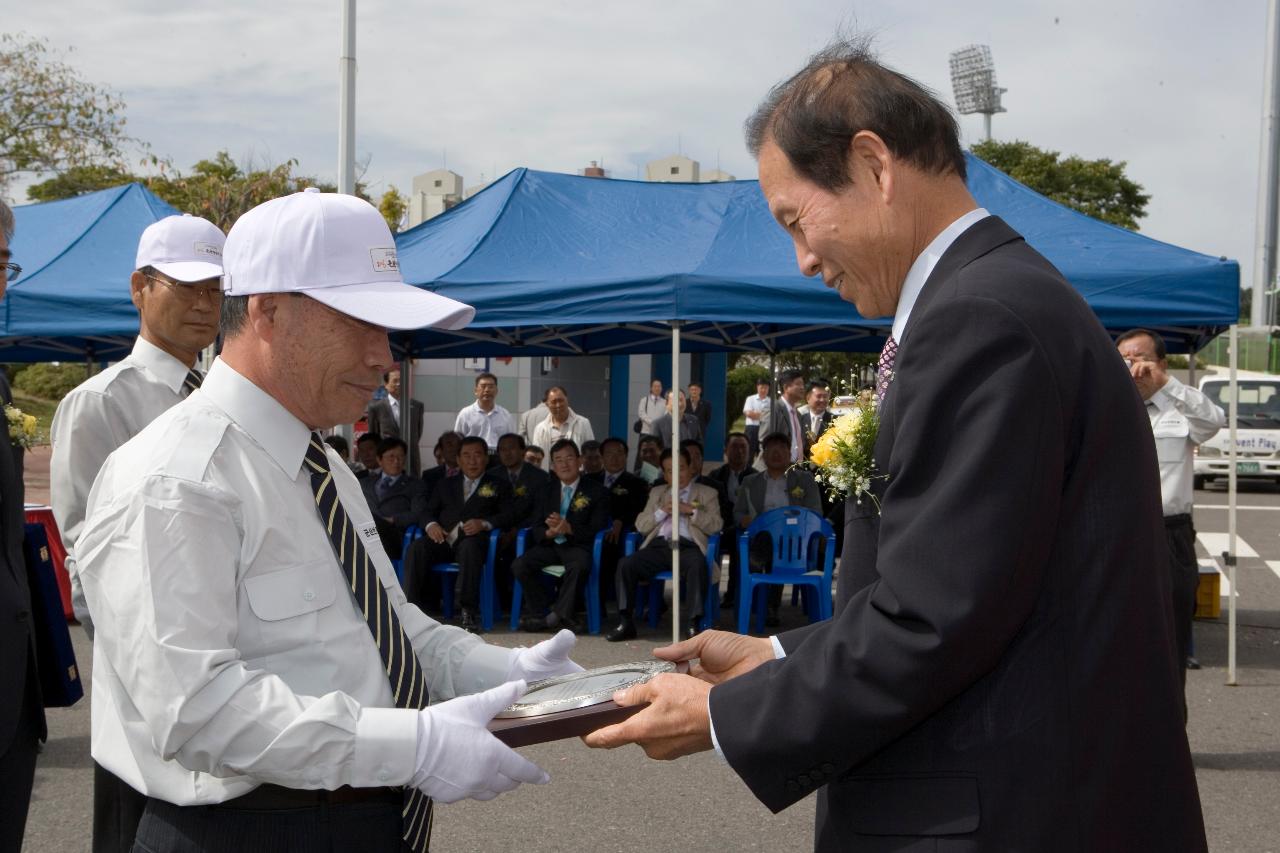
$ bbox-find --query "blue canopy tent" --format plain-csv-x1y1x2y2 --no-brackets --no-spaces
2,183,180,362
393,154,1239,358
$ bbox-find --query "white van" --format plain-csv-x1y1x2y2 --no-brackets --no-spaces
1193,372,1280,487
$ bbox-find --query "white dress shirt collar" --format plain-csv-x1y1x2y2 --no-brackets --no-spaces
131,335,193,395
201,358,311,477
891,208,990,345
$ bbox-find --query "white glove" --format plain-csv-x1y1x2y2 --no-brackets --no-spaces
506,629,585,683
410,680,549,803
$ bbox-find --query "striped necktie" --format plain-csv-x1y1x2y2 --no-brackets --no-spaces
182,368,203,397
303,434,434,852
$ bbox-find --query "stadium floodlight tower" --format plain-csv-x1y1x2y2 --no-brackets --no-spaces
950,45,1007,141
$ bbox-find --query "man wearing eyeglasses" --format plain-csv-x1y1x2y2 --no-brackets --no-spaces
50,213,225,853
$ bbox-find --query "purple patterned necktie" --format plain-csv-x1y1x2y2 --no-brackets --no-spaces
875,335,899,405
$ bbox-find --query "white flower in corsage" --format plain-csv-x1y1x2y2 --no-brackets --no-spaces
803,394,884,508
5,405,38,449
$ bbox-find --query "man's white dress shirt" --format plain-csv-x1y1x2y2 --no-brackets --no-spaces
531,411,595,467
709,206,991,760
637,394,665,435
77,358,513,804
454,401,516,451
742,393,771,426
51,336,194,629
1146,377,1225,516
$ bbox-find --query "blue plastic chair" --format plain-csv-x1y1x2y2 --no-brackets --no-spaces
624,532,722,631
394,524,420,584
736,507,835,635
427,528,503,632
509,527,609,634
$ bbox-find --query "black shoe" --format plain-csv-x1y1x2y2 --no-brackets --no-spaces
606,617,638,643
519,616,548,633
558,615,581,634
458,610,480,634
1186,656,1202,670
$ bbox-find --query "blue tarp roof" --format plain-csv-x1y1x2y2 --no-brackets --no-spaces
3,155,1239,361
3,183,179,361
395,153,1239,356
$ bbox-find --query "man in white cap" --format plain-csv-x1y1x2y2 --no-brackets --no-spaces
51,213,225,853
77,189,580,853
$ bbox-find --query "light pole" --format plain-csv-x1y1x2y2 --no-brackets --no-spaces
949,45,1007,142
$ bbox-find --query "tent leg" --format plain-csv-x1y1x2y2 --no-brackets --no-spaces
670,320,682,646
1227,325,1239,686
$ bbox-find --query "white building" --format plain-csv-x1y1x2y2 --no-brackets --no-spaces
407,169,463,227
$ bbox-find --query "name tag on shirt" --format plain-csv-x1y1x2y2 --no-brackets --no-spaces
359,522,380,543
1153,414,1190,440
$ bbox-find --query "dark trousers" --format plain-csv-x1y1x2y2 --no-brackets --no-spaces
512,541,591,621
1165,514,1199,722
616,538,707,621
403,533,488,612
130,793,403,853
744,425,760,465
0,667,40,853
374,518,407,561
93,761,148,853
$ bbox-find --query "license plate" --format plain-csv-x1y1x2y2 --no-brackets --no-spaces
1237,461,1261,474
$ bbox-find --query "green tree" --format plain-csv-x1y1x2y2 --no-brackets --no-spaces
971,139,1150,230
0,34,135,194
379,185,407,232
26,151,372,232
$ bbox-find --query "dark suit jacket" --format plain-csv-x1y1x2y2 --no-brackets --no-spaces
365,396,425,472
695,474,734,536
360,472,428,529
648,412,702,450
420,464,459,498
0,372,44,751
491,462,551,529
709,217,1205,851
585,470,650,530
801,409,835,445
688,398,712,436
708,463,753,512
527,477,609,549
421,471,514,535
732,468,821,526
763,398,807,458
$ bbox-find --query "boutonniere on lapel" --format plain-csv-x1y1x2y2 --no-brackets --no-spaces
789,485,806,499
476,483,497,499
611,485,628,496
5,405,37,449
514,485,527,497
570,493,591,512
803,393,885,508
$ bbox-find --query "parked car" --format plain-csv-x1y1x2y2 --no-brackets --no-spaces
1193,373,1280,487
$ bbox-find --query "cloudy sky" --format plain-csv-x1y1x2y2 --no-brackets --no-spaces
15,1,1270,294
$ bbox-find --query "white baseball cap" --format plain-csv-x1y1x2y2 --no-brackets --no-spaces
136,214,225,282
221,188,474,331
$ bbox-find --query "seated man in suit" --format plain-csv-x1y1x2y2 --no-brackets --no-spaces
736,431,822,626
422,430,462,494
512,439,609,634
634,435,663,484
709,432,754,608
585,437,650,617
354,432,381,480
490,432,551,607
579,440,605,476
401,436,514,632
607,448,722,642
359,437,427,560
801,379,836,447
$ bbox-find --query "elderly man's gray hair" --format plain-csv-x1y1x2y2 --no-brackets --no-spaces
0,200,14,242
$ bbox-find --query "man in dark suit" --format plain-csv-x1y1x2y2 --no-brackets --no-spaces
586,41,1206,852
490,432,551,611
687,382,712,440
364,369,425,474
420,431,462,496
0,202,44,853
708,432,754,609
763,368,808,464
584,438,650,616
649,389,702,450
402,436,513,632
800,380,835,448
512,439,608,634
359,437,427,561
353,432,381,480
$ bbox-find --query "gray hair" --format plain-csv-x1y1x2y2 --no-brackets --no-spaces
0,200,14,242
744,36,966,190
221,295,250,336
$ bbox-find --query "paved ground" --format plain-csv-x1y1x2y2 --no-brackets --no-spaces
20,458,1280,851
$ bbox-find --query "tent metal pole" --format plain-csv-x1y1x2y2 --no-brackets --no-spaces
1228,324,1239,685
338,0,357,196
670,320,682,645
400,359,412,470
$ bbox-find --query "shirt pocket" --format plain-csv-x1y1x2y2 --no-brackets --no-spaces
1153,415,1190,463
242,561,338,657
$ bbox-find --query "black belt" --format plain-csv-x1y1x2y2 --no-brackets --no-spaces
1164,513,1192,528
214,784,401,812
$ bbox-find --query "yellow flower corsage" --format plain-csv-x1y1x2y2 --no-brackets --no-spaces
477,483,497,498
6,405,37,449
571,494,591,512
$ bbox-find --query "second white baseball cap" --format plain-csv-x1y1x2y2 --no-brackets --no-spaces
136,214,225,282
221,188,474,331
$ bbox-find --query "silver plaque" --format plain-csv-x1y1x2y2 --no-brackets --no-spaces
495,660,677,719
